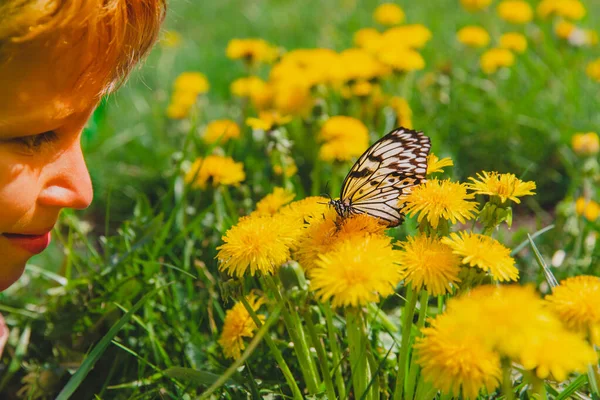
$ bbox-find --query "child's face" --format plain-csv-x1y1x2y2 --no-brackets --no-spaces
0,43,96,290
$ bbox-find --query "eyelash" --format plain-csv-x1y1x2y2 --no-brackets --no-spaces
14,131,59,151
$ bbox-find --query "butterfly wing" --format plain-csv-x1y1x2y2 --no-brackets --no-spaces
339,127,431,227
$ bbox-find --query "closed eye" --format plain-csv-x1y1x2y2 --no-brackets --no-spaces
14,131,59,150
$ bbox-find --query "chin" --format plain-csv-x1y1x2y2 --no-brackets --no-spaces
0,261,27,291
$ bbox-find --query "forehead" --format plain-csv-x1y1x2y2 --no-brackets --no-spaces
0,38,100,136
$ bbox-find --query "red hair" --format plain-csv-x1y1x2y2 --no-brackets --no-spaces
0,0,166,97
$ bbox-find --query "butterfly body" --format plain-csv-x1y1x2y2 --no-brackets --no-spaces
331,127,431,227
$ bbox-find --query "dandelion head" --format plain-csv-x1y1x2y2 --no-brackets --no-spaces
480,48,515,74
575,197,600,221
456,26,491,48
253,187,295,216
218,294,265,359
354,28,382,51
499,32,528,53
427,153,454,175
246,110,292,131
546,275,600,345
538,0,586,20
310,234,403,308
586,58,600,82
185,155,245,189
572,132,599,155
217,214,298,277
398,235,461,296
278,196,330,225
202,119,241,144
378,48,426,73
415,314,502,399
173,71,210,94
467,171,536,204
497,0,534,24
226,38,278,64
460,0,492,12
373,3,405,26
401,179,478,229
441,232,519,282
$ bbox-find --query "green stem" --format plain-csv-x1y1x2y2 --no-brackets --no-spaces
323,303,347,399
303,307,337,399
529,375,547,399
405,290,429,400
264,276,321,394
587,362,600,396
223,299,303,400
393,285,418,400
502,360,515,400
346,308,371,400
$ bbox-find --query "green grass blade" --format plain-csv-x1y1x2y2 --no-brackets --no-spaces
555,374,587,400
527,233,559,288
55,283,172,400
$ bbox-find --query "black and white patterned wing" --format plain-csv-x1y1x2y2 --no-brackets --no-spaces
339,127,431,226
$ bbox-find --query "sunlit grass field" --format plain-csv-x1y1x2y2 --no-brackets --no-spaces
1,0,600,398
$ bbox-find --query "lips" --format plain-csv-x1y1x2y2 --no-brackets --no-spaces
3,232,52,254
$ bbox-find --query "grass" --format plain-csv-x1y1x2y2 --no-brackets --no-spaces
1,0,600,398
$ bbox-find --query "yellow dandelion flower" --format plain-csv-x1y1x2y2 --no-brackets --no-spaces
318,116,370,162
331,48,390,83
217,214,298,277
278,196,330,226
587,58,600,82
398,235,461,296
572,132,600,155
457,26,491,48
401,179,478,229
166,102,192,120
575,197,600,221
253,187,295,216
519,328,597,381
467,171,536,204
415,315,502,399
546,275,600,345
378,48,426,72
202,120,241,145
218,294,265,359
293,210,386,271
497,0,534,24
230,76,273,110
354,28,382,51
427,153,454,175
185,155,245,189
173,71,210,94
499,32,528,53
373,3,405,26
246,110,292,131
389,96,413,129
441,232,519,282
319,116,369,142
161,30,182,48
537,0,586,20
381,25,433,49
319,140,370,162
273,157,298,178
310,234,403,307
271,80,313,116
350,80,374,97
226,38,278,64
480,48,515,74
460,0,492,12
555,20,576,39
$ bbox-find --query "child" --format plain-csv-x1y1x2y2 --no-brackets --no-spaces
0,0,166,291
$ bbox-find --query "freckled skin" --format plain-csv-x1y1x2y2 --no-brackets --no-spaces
0,42,98,291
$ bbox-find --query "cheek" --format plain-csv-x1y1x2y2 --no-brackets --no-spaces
0,155,40,229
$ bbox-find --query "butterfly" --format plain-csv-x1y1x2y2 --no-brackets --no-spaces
329,127,431,227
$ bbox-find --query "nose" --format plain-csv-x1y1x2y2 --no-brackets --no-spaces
38,142,93,210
